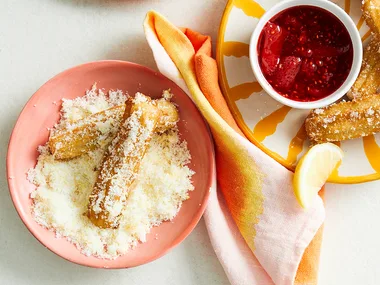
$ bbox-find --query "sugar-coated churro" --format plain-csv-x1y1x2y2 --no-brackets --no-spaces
87,94,160,228
362,0,380,36
347,37,380,99
49,105,125,160
348,0,380,99
49,94,178,160
305,94,380,143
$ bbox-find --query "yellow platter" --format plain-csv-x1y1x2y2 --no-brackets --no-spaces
217,0,380,184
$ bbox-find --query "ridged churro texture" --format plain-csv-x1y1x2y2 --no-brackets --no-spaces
306,94,380,143
87,94,160,228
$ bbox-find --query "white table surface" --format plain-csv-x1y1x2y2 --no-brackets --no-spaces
1,1,380,284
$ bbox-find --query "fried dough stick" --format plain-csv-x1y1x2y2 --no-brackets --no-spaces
363,0,380,36
49,97,178,160
347,37,380,99
49,105,125,160
305,94,380,143
348,0,380,99
88,94,160,228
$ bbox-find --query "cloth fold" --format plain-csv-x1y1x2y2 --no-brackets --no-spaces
144,11,325,285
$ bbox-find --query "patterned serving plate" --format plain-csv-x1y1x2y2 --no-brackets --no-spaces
217,0,380,183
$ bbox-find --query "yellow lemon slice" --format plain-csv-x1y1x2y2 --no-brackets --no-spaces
294,143,344,208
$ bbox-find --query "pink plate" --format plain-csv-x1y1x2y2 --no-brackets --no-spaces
6,61,215,268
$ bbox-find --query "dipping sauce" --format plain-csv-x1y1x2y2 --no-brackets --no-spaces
257,6,353,102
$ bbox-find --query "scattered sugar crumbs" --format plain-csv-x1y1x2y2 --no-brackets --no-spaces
27,85,195,259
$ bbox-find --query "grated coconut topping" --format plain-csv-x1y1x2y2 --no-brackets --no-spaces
28,85,195,259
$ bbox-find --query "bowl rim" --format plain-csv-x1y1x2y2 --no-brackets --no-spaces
6,60,215,269
249,0,363,109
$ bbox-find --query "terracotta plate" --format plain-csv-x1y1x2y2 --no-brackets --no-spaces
7,61,215,268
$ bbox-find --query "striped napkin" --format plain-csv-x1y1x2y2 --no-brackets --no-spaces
144,11,325,285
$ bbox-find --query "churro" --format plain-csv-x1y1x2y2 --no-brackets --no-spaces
362,0,380,36
87,94,160,228
347,37,380,99
305,94,380,143
49,105,125,160
348,0,380,99
49,96,178,160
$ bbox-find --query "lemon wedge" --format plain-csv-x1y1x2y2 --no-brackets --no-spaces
293,143,343,208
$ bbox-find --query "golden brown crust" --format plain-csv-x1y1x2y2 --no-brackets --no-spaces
87,95,160,228
347,37,380,99
48,105,125,160
348,1,380,99
363,0,380,36
305,94,380,143
49,98,179,160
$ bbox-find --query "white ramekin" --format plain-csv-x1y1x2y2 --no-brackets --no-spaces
249,0,362,109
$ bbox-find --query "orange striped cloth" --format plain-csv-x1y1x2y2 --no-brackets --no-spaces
144,11,325,285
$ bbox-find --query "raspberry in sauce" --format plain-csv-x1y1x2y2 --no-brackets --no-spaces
257,6,353,102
